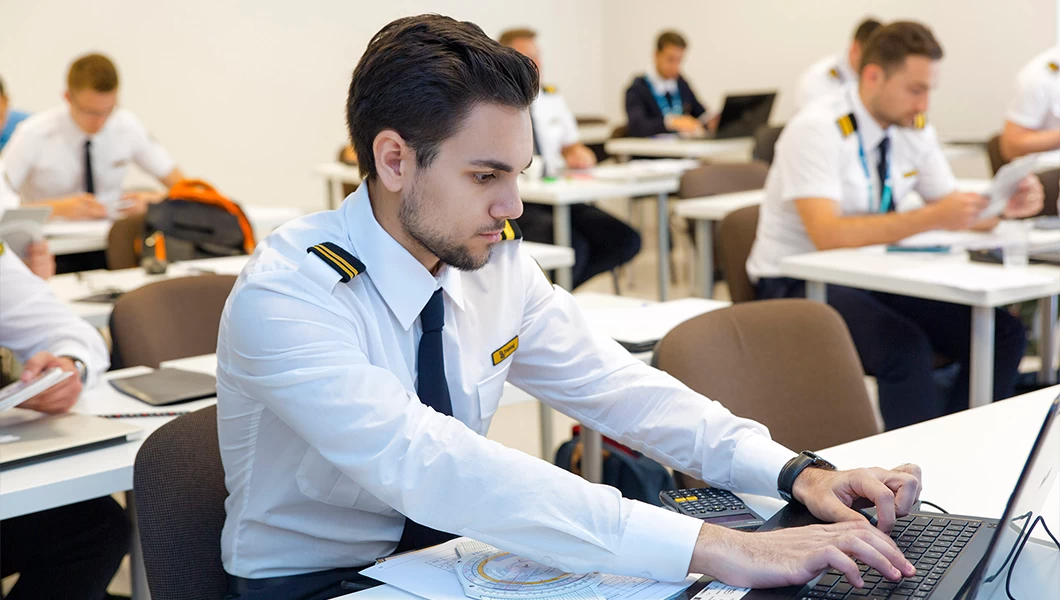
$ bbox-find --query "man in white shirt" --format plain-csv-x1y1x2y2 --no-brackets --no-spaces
0,53,184,220
794,18,883,112
747,22,1043,431
999,45,1060,209
499,27,641,289
0,240,127,599
217,15,922,599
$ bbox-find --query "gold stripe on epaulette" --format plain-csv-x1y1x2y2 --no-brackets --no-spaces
313,244,357,279
837,114,856,137
913,114,926,129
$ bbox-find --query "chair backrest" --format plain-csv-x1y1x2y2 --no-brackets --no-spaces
654,299,879,451
610,124,628,139
717,204,760,303
678,162,769,199
134,405,228,600
986,134,1007,175
107,213,146,270
109,275,236,369
752,124,784,165
575,115,608,125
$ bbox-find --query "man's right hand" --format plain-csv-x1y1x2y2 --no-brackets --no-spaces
667,114,705,134
688,520,915,590
929,192,988,231
53,193,108,220
16,352,83,414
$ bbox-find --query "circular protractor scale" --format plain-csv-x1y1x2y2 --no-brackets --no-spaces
455,549,601,600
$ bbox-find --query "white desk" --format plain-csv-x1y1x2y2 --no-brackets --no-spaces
674,189,765,298
780,241,1060,408
577,123,612,145
316,161,685,298
343,386,1060,600
605,136,755,161
42,204,303,257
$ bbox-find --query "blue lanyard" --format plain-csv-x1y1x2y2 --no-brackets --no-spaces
854,127,893,213
645,76,683,116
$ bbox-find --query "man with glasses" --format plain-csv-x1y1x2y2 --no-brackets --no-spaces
0,53,184,221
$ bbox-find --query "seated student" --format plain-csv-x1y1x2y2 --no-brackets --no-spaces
794,18,884,111
999,45,1060,208
747,22,1043,431
624,31,715,137
0,53,185,221
0,240,129,599
216,15,923,599
0,76,30,151
500,27,641,288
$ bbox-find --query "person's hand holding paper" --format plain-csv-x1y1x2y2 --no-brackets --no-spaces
981,157,1045,220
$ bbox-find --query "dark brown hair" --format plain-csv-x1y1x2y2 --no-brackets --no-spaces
860,21,943,74
498,28,536,47
853,18,883,44
347,14,539,180
68,53,119,93
656,31,687,52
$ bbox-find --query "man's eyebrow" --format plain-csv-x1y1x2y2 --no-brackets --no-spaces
469,159,516,172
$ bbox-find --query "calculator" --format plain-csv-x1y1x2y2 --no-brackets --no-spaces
659,488,766,531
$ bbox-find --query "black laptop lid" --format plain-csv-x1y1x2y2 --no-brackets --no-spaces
715,92,777,139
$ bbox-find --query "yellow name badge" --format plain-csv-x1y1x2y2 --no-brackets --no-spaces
903,170,919,178
491,336,519,366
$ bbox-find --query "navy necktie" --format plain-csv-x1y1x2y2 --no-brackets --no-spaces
664,90,677,114
84,140,95,195
395,288,457,553
877,136,892,212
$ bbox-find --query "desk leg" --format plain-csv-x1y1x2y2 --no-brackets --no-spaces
805,281,827,303
695,220,713,299
657,192,670,301
328,178,344,211
126,490,151,600
553,204,573,290
970,306,995,409
1038,296,1058,385
583,428,603,484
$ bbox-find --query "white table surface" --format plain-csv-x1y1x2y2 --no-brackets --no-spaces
343,386,1060,599
577,123,612,146
605,136,755,160
42,204,303,256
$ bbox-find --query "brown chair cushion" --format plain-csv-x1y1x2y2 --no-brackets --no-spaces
109,275,236,369
107,213,146,270
654,299,879,453
134,405,227,600
752,124,784,165
718,205,760,303
986,134,1007,175
678,162,769,200
1036,168,1059,218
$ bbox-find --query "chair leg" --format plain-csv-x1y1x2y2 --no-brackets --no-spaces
611,268,622,295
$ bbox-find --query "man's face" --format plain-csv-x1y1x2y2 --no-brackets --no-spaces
0,94,7,132
65,88,117,135
654,44,685,80
865,56,938,128
398,102,530,271
508,37,541,76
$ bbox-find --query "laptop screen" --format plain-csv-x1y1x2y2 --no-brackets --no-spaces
967,395,1059,597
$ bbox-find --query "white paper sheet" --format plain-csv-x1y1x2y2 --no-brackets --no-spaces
581,298,726,346
689,581,750,599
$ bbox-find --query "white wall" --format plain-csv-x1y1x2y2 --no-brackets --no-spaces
601,0,1058,138
0,0,605,210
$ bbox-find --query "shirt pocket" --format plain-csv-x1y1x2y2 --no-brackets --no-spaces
475,367,509,424
295,447,395,514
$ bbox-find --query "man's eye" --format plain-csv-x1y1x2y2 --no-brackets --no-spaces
474,173,496,184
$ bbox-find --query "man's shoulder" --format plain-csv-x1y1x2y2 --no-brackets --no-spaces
787,93,850,138
240,211,355,286
626,75,650,93
7,107,63,143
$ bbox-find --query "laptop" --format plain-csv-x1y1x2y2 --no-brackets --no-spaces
706,92,777,140
0,409,143,470
678,394,1059,600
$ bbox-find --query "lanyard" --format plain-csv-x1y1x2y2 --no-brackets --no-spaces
645,77,683,117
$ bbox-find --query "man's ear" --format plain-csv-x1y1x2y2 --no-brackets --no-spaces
374,130,412,193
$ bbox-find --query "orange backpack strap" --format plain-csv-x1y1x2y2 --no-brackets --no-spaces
167,179,257,254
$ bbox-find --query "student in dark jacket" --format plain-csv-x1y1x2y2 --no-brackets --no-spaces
624,31,716,137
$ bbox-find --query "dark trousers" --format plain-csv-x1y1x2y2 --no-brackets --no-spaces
517,203,641,289
55,250,108,274
225,567,380,600
757,277,1027,430
0,496,131,600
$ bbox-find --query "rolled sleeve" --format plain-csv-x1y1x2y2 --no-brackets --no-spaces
1006,75,1051,129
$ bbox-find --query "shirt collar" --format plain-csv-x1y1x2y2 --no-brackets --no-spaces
343,182,465,331
836,50,857,84
646,68,678,95
848,89,891,151
61,108,89,145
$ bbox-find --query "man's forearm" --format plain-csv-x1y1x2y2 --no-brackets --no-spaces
803,206,942,250
1000,125,1060,161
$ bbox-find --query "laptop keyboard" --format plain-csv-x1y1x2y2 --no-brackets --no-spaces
798,514,981,599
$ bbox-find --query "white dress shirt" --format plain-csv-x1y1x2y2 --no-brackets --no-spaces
0,106,175,214
1005,46,1060,176
216,183,795,581
747,88,957,282
0,243,109,385
794,51,858,112
530,86,580,176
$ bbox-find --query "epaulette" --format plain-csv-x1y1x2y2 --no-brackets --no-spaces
0,241,5,256
912,113,927,130
836,113,858,137
828,67,841,80
542,84,557,94
500,219,522,241
1048,61,1059,73
305,242,366,283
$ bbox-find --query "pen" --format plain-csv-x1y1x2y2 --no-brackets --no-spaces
100,411,192,419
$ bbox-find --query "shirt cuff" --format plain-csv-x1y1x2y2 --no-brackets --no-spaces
612,500,702,582
730,433,797,499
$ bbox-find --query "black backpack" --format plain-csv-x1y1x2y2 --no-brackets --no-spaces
554,426,675,506
144,179,255,262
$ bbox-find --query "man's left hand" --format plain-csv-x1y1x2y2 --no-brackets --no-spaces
793,463,923,533
24,240,56,279
1002,175,1045,219
119,190,166,216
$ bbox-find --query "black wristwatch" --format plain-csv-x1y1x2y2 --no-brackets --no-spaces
778,451,837,503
